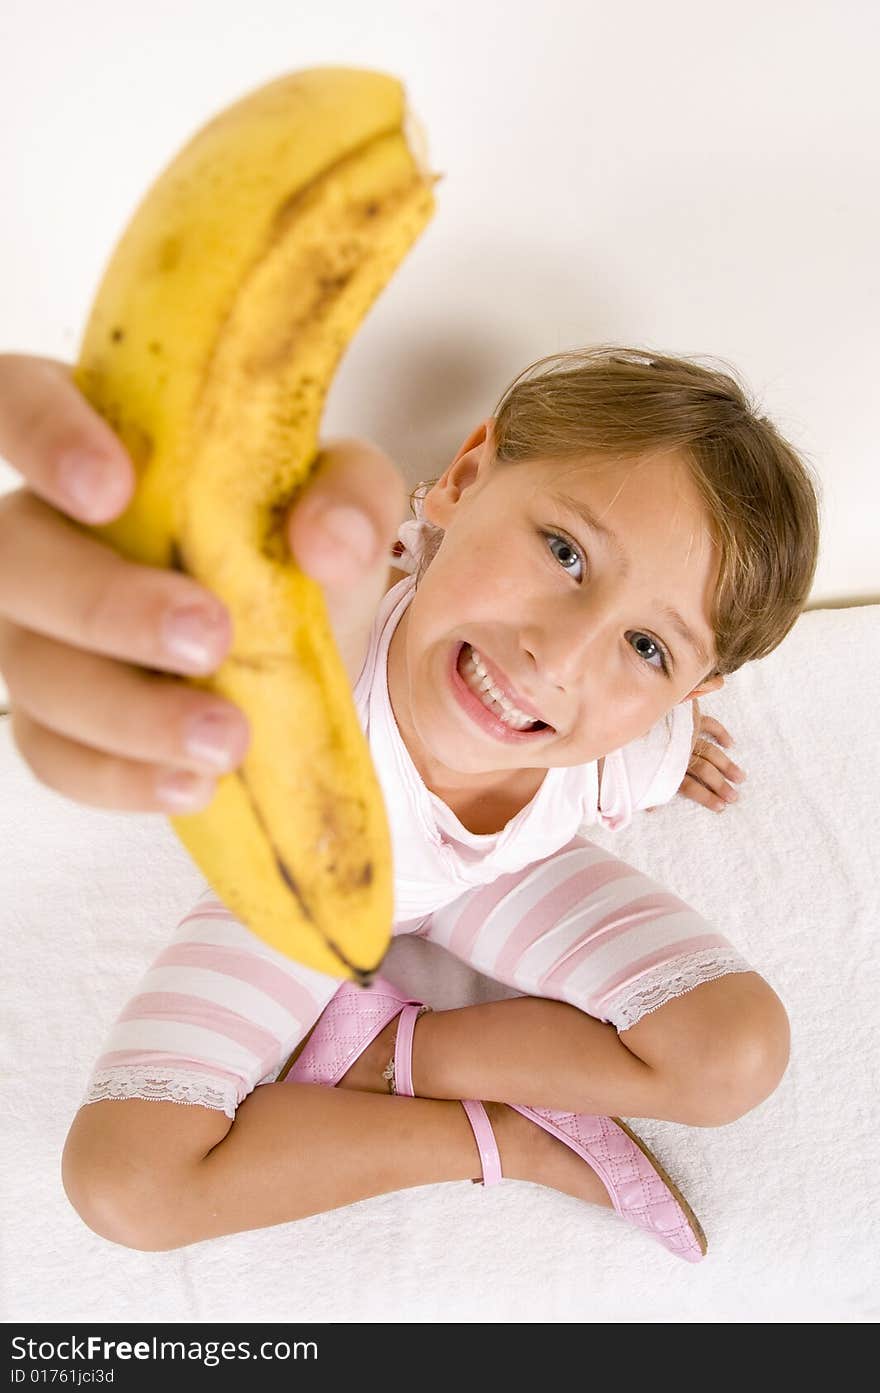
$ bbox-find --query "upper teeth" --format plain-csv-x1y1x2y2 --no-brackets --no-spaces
462,645,542,729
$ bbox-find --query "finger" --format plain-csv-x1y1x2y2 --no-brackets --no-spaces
10,706,218,815
686,758,740,804
285,437,407,673
0,490,234,678
2,624,251,783
0,354,135,524
680,774,729,813
692,740,747,785
287,436,406,589
697,717,734,747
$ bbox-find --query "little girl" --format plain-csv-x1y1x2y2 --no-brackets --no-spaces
52,344,820,1261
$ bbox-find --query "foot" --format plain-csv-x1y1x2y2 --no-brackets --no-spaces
286,1008,613,1212
280,1005,413,1093
335,1016,399,1093
332,1024,614,1208
482,1100,614,1210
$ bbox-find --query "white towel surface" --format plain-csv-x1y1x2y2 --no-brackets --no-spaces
2,604,879,1323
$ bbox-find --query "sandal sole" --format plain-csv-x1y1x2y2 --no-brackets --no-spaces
611,1114,709,1257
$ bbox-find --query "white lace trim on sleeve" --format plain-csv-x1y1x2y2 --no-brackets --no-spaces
602,947,754,1032
81,1067,240,1120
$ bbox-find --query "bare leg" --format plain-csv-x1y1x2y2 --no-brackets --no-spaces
64,1080,611,1252
337,974,783,1128
195,1083,611,1245
331,995,670,1119
81,967,755,1252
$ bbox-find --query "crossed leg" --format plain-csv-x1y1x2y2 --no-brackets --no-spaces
409,835,790,1126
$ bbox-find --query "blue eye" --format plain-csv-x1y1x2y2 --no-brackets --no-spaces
627,631,670,675
543,530,672,676
545,531,584,580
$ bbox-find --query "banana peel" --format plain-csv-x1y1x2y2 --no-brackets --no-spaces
72,67,442,983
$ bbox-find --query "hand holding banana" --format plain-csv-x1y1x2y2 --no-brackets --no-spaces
0,366,406,953
0,67,440,983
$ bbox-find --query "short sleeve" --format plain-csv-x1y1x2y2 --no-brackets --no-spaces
390,520,428,574
389,484,437,575
595,701,695,831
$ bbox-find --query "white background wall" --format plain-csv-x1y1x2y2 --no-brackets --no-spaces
1,0,878,710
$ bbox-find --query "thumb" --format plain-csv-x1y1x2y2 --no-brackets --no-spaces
285,436,407,675
287,436,405,587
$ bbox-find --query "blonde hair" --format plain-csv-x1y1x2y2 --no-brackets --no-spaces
409,344,822,681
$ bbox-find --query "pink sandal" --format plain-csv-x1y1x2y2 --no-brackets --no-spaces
282,978,707,1263
462,1099,707,1263
280,975,431,1089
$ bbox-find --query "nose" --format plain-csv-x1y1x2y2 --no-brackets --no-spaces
522,604,606,692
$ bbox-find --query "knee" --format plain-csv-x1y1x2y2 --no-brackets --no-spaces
622,972,792,1127
680,984,791,1127
62,1114,185,1252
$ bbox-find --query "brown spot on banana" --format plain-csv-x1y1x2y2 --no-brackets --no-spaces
267,132,397,246
168,538,189,574
243,264,356,380
261,481,311,564
271,848,313,922
233,769,313,925
241,165,424,385
326,951,378,989
238,769,379,982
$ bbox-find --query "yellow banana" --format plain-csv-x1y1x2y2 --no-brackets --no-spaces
72,67,441,983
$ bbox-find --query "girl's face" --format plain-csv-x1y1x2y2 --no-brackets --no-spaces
386,418,725,795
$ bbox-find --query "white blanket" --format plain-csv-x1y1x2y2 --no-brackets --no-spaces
2,603,878,1323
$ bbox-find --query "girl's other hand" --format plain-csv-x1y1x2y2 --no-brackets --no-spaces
679,705,748,814
0,353,404,815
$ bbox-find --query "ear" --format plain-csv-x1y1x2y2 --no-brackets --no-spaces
681,673,725,703
422,417,496,528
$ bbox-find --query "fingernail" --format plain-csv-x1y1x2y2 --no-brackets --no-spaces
317,505,377,566
155,769,216,812
58,450,129,521
162,603,229,670
185,708,250,771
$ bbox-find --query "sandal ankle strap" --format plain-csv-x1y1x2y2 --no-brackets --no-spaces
461,1099,503,1187
383,1003,432,1097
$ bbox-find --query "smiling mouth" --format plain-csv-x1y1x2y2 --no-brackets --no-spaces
456,642,553,733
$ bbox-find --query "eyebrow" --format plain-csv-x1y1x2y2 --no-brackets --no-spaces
545,489,714,669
